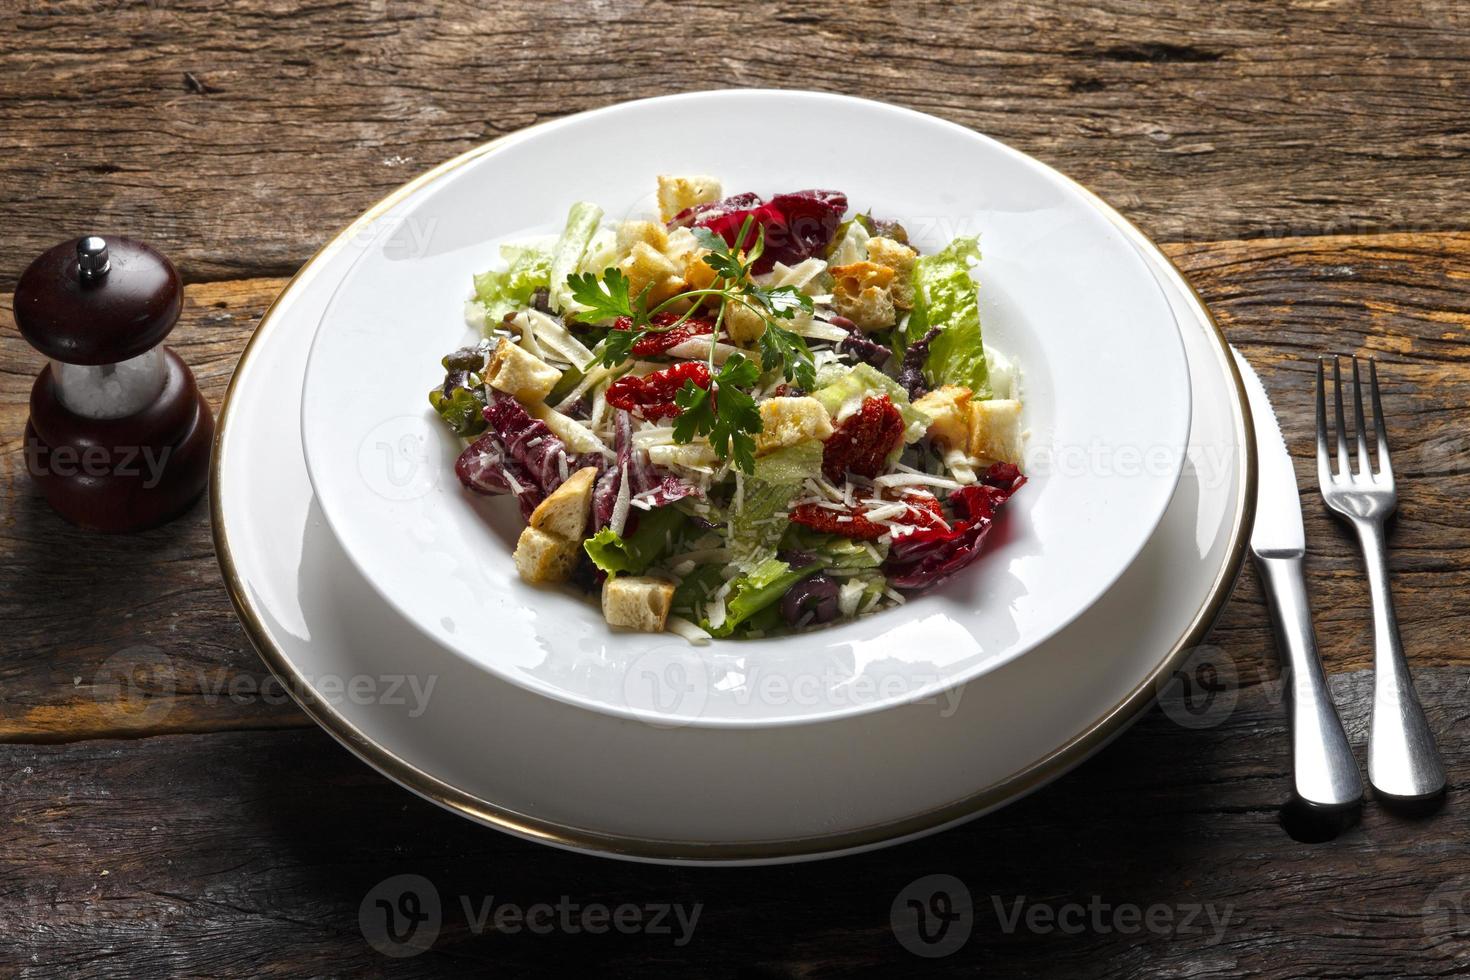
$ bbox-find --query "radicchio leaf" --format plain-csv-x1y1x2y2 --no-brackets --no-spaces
674,189,849,273
883,463,1025,590
897,326,943,401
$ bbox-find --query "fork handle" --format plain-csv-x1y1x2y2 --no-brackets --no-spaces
1254,554,1364,809
1352,521,1446,799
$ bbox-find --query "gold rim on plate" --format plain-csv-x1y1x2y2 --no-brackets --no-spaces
209,107,1256,862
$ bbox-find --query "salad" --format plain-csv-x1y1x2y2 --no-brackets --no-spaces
429,176,1024,641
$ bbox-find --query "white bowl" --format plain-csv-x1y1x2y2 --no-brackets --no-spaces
299,90,1191,727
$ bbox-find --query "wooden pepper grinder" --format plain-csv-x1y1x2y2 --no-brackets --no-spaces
15,236,214,531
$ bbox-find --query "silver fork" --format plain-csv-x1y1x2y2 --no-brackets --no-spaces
1316,356,1445,800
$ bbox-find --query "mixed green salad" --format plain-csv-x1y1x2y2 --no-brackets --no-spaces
431,176,1024,641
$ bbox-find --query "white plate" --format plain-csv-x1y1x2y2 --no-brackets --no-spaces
212,111,1251,863
298,91,1192,725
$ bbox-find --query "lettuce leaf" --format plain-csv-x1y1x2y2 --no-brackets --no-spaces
548,201,604,313
473,242,552,326
726,440,824,568
811,363,930,434
906,236,989,397
583,506,686,576
780,525,887,570
704,557,819,638
471,202,603,326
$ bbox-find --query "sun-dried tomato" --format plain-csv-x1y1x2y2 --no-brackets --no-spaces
605,362,711,421
613,312,716,357
789,492,945,541
822,394,905,482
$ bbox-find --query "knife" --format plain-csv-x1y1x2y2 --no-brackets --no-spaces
1233,350,1363,809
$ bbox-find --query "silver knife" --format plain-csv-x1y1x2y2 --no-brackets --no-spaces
1234,350,1363,809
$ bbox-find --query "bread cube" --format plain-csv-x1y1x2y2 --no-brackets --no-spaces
602,576,677,632
833,285,896,331
968,399,1024,464
867,236,918,310
484,338,561,404
724,300,767,345
830,261,898,331
656,175,722,222
912,385,973,453
617,242,684,306
754,397,834,455
616,219,669,256
513,526,582,584
528,466,598,540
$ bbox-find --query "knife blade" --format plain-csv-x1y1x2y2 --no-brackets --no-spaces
1232,349,1363,810
1235,352,1306,557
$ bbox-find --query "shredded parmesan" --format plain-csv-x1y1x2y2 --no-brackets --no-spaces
608,464,631,537
666,616,712,645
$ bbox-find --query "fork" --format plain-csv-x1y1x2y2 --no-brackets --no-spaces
1316,356,1445,800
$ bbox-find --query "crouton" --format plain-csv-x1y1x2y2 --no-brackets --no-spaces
617,242,684,306
484,338,562,404
912,385,973,453
867,237,918,310
724,300,767,345
528,466,598,540
968,399,1024,464
683,249,719,292
602,575,677,632
616,220,669,256
754,397,835,455
830,261,898,331
830,261,895,295
513,526,582,584
833,285,897,331
656,175,722,222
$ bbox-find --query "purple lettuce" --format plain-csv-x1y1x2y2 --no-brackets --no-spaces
593,410,703,531
455,393,597,519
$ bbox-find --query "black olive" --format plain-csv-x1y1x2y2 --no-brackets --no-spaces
780,573,840,626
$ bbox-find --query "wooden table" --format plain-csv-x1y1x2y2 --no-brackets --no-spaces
3,2,1468,975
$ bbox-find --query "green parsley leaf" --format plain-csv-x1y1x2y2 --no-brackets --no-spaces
758,321,816,391
589,326,643,370
566,268,634,324
671,353,763,475
749,284,813,320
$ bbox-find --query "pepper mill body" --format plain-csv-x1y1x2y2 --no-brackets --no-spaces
15,236,214,532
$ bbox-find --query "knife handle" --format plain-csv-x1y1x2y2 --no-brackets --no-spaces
1254,554,1364,809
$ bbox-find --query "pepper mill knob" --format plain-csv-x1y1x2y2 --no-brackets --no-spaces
15,235,214,532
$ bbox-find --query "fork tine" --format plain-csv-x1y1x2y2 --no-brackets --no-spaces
1332,356,1351,476
1370,357,1392,479
1315,358,1334,486
1352,357,1372,475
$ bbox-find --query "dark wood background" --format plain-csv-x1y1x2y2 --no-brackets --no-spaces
3,1,1469,976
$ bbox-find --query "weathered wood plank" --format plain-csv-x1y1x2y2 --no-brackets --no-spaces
0,669,1465,977
4,231,1467,741
3,0,1470,287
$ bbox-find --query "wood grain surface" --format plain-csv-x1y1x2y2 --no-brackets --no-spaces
3,0,1469,975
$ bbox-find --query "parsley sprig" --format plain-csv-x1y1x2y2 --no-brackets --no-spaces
672,354,762,474
571,218,821,473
